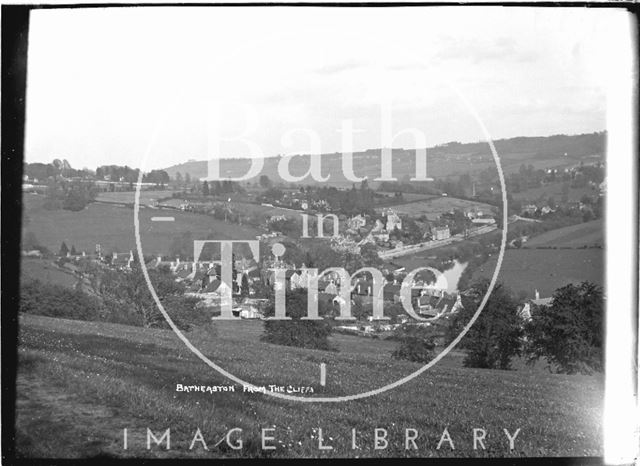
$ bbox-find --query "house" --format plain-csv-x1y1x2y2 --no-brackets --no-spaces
599,180,606,196
240,308,261,319
238,301,262,319
347,215,367,230
413,290,462,318
175,263,195,281
371,218,386,233
517,289,553,322
431,226,451,241
324,281,338,295
112,251,134,269
416,295,441,317
471,215,496,225
385,210,402,231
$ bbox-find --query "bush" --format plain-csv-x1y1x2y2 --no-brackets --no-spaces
19,267,205,331
20,279,103,321
447,279,523,370
261,289,336,351
392,326,436,363
63,189,89,211
525,281,603,374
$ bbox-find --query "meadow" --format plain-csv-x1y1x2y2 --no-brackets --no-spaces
472,248,603,299
511,182,598,204
523,219,603,248
21,193,260,256
15,313,603,459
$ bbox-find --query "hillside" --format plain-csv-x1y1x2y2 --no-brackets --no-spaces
17,313,603,458
523,219,604,248
163,132,606,186
473,248,603,299
21,193,260,256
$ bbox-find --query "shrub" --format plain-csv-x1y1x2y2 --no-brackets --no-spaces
261,289,336,351
392,326,436,363
525,281,603,374
20,279,103,321
62,190,89,211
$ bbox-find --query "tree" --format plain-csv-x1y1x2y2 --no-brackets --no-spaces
22,232,40,251
202,180,210,196
261,289,335,351
360,243,382,268
240,274,250,298
259,175,272,189
525,281,603,374
211,180,222,196
143,169,170,186
59,241,69,257
63,189,88,211
70,245,78,256
447,279,523,370
98,263,200,329
60,181,97,211
392,325,436,363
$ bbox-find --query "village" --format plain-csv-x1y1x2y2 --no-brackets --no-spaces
19,153,609,342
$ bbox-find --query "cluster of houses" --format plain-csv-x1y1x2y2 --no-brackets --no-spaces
23,239,559,340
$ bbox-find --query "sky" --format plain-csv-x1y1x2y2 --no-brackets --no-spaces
24,6,622,171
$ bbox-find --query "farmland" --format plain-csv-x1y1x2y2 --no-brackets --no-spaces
523,219,604,248
472,248,603,299
376,197,494,220
21,193,260,256
16,313,603,458
511,181,598,204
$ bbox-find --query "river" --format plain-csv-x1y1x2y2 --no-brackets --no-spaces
431,260,468,293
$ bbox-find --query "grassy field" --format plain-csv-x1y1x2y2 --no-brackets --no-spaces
15,313,603,458
94,190,178,205
376,197,494,220
21,193,260,256
472,249,603,299
524,220,604,248
511,182,598,204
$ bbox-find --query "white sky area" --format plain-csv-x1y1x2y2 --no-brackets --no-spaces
25,7,619,170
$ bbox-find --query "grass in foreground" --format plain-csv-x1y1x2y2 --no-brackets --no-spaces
15,314,603,458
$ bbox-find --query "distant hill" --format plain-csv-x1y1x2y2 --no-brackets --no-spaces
163,132,605,186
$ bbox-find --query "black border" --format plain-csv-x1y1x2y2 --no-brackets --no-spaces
1,4,30,465
2,3,638,465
